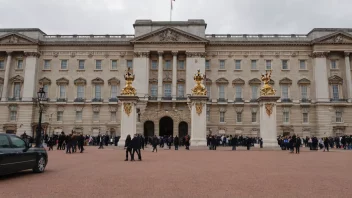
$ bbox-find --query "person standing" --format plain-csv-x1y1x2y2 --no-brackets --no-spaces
152,135,158,152
184,135,190,150
66,134,72,154
78,133,85,153
232,135,238,150
98,134,104,149
124,135,132,161
130,134,141,161
323,137,330,152
295,135,301,154
174,135,179,150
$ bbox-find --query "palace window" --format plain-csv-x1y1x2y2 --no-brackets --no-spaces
93,112,99,121
235,60,241,70
283,109,290,123
282,60,288,70
299,60,306,70
10,111,17,121
96,60,102,70
59,85,66,98
150,84,157,97
219,60,225,69
332,84,339,99
77,85,84,98
44,60,51,70
251,85,258,100
331,60,337,69
13,83,21,98
127,60,133,69
111,60,118,70
164,84,171,97
61,60,68,70
281,85,289,99
235,85,242,99
95,85,101,99
178,60,185,70
111,85,117,98
17,60,23,69
177,84,184,97
164,60,171,70
302,112,308,123
251,112,257,123
301,85,308,99
110,112,116,122
57,111,63,122
336,111,342,123
251,60,257,70
205,60,210,70
236,112,242,123
206,107,210,121
220,112,225,123
265,60,272,70
0,60,4,69
206,85,211,98
78,60,85,70
219,84,225,99
76,111,82,121
43,84,49,98
151,60,158,69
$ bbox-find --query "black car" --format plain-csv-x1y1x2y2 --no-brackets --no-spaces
0,134,48,176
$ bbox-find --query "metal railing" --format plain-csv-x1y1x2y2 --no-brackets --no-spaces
162,96,172,100
8,97,22,101
234,98,244,102
205,34,307,38
44,34,135,39
109,98,118,102
281,98,293,103
330,98,348,102
176,97,187,100
148,96,158,100
74,98,85,102
92,98,103,102
218,98,227,102
56,98,67,102
300,98,311,103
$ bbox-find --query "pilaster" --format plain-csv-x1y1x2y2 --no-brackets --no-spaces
133,51,150,98
312,52,329,102
22,52,40,102
172,51,178,100
1,51,12,102
157,51,163,100
344,52,352,102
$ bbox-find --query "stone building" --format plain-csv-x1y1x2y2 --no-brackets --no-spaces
0,19,352,138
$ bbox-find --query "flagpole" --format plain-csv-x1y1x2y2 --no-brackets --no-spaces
170,0,172,21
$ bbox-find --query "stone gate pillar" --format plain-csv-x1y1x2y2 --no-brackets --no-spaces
258,96,280,147
189,96,207,146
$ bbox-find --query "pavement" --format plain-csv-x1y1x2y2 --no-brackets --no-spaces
0,146,351,198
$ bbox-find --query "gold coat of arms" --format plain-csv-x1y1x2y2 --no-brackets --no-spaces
265,103,274,116
123,103,132,116
195,103,204,115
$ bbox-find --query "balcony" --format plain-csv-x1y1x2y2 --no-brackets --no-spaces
74,98,85,103
92,98,103,103
300,98,311,103
234,98,244,103
330,98,348,102
148,96,157,101
281,98,292,103
109,97,118,102
176,96,187,100
56,98,67,103
162,96,172,100
250,99,258,103
8,97,22,101
217,98,227,103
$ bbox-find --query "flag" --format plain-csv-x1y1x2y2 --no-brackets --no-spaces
171,0,175,10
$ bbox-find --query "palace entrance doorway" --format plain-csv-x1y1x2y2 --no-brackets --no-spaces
159,116,173,137
144,121,155,137
178,121,188,138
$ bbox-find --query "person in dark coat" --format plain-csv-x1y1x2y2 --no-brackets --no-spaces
124,135,132,161
66,134,72,154
323,137,330,152
98,134,104,149
232,135,238,150
174,135,179,150
295,135,301,154
184,135,190,150
78,134,85,153
246,137,251,150
130,134,141,161
152,135,158,152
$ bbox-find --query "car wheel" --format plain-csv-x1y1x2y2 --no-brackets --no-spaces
33,156,46,173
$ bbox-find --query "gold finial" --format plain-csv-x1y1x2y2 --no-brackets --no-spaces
260,70,276,96
191,69,207,96
121,67,137,96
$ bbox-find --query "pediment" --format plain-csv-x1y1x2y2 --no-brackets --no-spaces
312,32,352,44
92,77,104,84
10,75,24,83
232,78,245,85
248,78,261,85
149,78,158,83
328,75,343,84
74,77,87,85
130,27,208,44
215,77,229,84
177,78,185,83
205,78,212,84
279,77,292,85
108,77,120,85
0,33,39,45
39,77,51,85
297,78,311,85
56,77,69,85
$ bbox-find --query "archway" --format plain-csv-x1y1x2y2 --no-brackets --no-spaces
178,121,188,138
144,121,155,137
110,128,116,137
159,116,173,137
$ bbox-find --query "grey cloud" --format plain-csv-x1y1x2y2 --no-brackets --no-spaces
0,0,351,34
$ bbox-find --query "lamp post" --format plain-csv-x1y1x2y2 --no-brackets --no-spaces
35,87,46,148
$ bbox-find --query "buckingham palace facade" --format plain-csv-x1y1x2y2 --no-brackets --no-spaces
0,19,352,138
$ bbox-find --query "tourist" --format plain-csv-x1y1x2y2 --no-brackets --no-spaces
78,133,85,153
184,135,190,150
231,135,238,150
323,137,330,152
130,134,141,161
152,135,158,152
295,135,301,154
66,134,72,154
124,135,132,161
98,133,104,149
174,135,179,150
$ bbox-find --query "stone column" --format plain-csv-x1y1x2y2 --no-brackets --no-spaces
1,51,12,102
157,51,163,101
118,96,139,143
312,52,329,102
133,52,150,99
172,51,178,100
189,96,207,146
22,52,40,102
258,96,280,147
344,52,352,102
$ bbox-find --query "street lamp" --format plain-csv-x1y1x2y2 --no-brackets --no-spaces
35,86,46,148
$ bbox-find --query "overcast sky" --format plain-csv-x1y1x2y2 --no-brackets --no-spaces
1,0,351,35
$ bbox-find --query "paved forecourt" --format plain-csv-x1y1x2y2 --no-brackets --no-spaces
0,146,351,198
